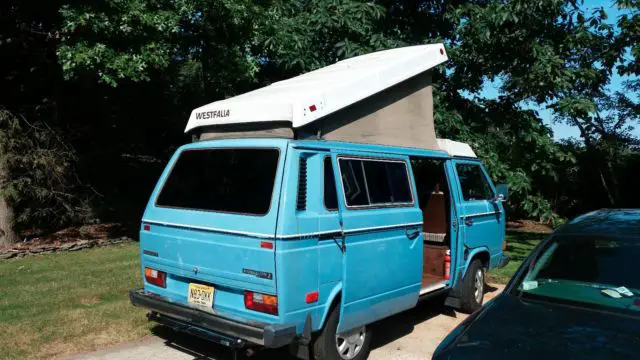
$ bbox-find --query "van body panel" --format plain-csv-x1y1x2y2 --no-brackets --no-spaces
462,246,491,274
317,281,343,328
272,146,346,333
331,151,423,333
451,159,505,272
140,138,290,326
442,159,463,286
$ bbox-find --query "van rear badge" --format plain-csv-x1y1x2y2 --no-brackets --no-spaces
242,268,273,280
195,109,230,120
193,267,199,275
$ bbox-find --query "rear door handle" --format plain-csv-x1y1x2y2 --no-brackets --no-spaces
464,218,474,226
405,229,420,240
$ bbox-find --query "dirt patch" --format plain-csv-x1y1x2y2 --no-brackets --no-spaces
12,223,136,248
0,223,137,259
77,296,102,306
506,219,553,234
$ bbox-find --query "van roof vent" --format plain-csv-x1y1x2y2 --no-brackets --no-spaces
296,157,308,211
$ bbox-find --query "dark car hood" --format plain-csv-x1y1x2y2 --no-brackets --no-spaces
436,294,640,360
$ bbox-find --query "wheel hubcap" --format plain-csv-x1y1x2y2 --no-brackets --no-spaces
336,326,366,359
474,269,484,303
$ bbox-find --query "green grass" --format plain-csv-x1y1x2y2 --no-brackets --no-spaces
0,243,149,360
490,232,547,284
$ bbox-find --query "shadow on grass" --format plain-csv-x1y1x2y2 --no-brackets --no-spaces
504,231,547,262
506,231,547,244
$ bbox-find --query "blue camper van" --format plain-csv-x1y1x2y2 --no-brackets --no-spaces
130,45,509,360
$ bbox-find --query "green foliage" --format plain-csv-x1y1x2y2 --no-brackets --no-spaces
58,0,184,86
1,0,638,232
616,0,640,76
0,109,94,229
259,0,398,72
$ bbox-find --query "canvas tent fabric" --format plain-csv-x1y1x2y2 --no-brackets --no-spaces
297,70,436,149
186,44,449,150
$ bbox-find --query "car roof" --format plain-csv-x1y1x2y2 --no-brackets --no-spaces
556,209,640,238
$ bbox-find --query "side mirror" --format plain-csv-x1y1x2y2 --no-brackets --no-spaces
494,184,509,202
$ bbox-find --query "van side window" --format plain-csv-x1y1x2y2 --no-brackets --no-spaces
324,157,339,211
339,159,370,206
456,164,493,201
338,158,413,208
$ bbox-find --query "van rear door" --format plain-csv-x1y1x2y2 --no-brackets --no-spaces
140,139,287,322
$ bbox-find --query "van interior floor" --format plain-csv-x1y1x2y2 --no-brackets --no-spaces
422,274,444,287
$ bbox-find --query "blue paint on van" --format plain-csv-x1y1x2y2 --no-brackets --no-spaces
130,138,508,357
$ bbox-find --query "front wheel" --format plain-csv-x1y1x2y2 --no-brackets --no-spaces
459,259,485,313
312,305,372,360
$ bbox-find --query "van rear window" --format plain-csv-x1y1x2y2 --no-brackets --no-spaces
156,148,279,215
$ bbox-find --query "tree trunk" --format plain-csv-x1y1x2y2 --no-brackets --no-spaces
605,158,620,206
0,163,19,246
598,168,616,206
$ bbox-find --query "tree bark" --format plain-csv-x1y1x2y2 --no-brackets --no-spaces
598,168,616,206
0,163,19,246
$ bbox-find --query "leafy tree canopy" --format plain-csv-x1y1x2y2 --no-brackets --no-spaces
0,0,636,238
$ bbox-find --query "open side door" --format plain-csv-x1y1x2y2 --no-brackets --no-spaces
450,159,504,261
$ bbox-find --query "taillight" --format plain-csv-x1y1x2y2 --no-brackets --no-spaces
503,240,507,251
144,267,166,288
305,291,319,303
244,291,278,315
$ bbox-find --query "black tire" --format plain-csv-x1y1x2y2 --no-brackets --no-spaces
459,259,485,313
312,305,372,360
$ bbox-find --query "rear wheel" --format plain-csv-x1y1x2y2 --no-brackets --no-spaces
312,305,372,360
459,259,485,313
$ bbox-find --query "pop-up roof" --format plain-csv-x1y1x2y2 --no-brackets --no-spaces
186,44,449,150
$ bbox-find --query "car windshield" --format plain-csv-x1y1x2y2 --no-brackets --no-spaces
515,234,640,315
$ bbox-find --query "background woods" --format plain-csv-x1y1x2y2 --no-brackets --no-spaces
0,0,638,244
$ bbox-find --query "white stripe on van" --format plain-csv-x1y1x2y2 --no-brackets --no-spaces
141,219,275,239
142,220,423,240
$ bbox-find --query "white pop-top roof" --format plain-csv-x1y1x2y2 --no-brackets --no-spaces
437,139,477,158
185,44,448,133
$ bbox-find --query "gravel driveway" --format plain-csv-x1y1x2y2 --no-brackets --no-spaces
64,285,503,360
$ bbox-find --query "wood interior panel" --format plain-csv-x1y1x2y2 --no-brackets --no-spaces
422,243,447,287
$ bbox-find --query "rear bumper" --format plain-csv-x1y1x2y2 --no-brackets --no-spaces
129,289,296,348
496,255,510,269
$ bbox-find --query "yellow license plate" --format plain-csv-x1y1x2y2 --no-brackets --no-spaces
188,283,215,308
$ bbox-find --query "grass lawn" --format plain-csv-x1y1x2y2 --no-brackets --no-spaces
490,231,548,284
0,243,149,360
0,231,547,359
